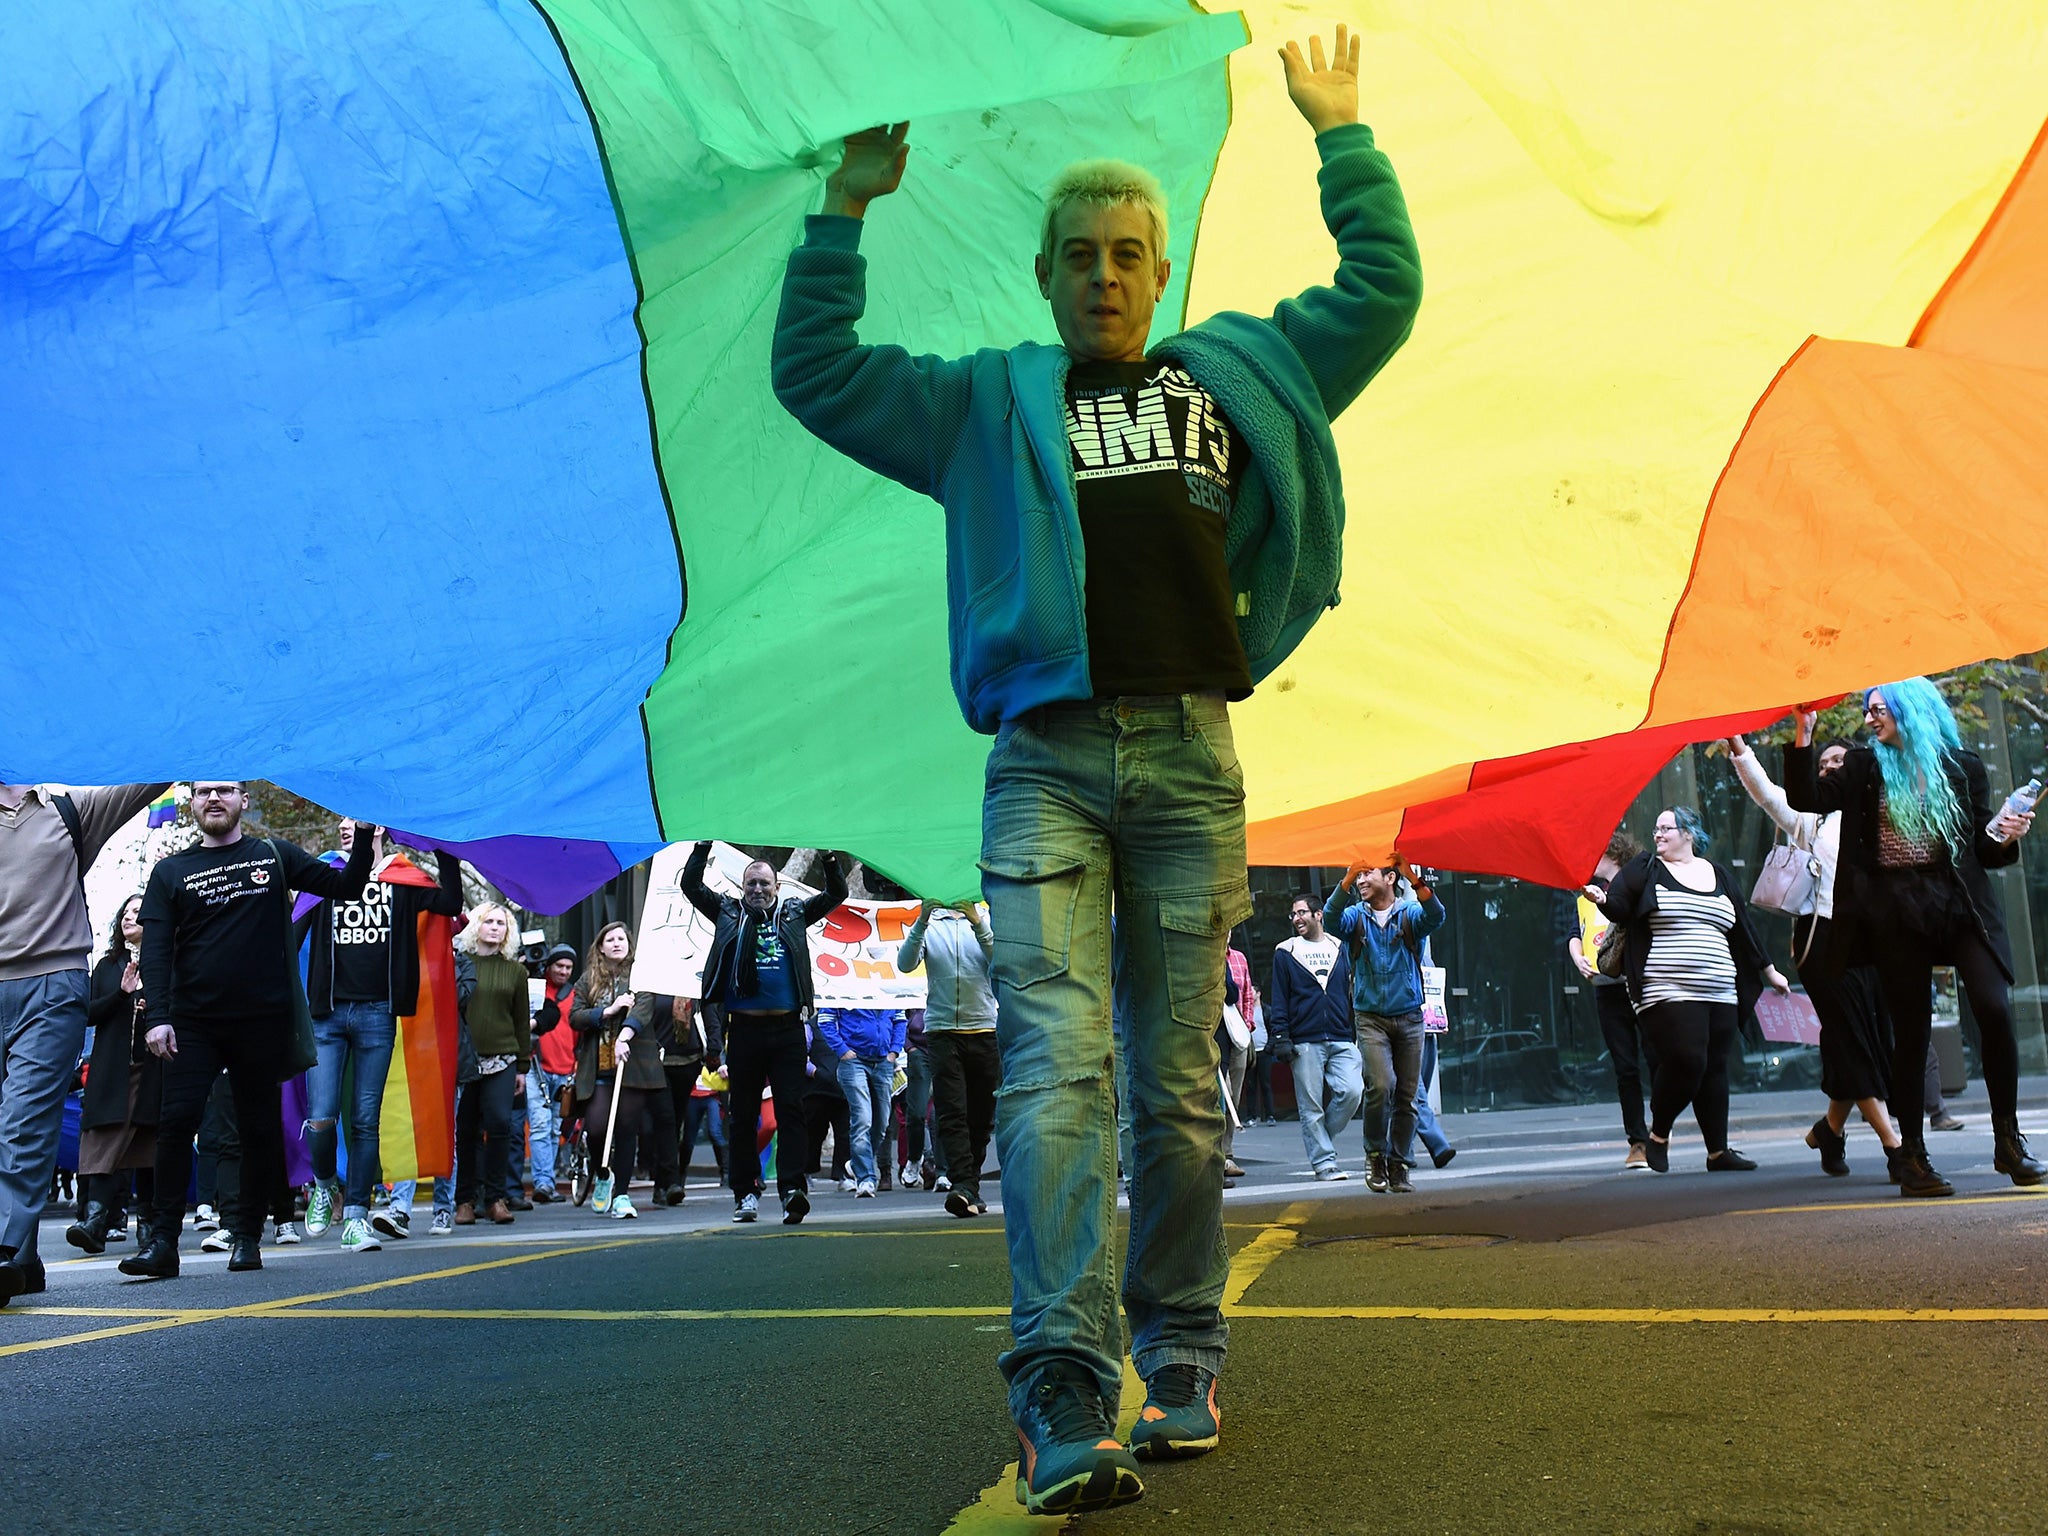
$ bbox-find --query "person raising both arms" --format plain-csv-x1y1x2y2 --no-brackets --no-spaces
1784,682,2044,1197
775,24,1421,1515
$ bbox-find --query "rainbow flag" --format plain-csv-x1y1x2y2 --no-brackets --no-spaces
8,3,2047,895
146,790,177,829
375,855,460,1182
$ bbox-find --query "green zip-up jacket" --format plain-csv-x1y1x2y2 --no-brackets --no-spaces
772,122,1421,732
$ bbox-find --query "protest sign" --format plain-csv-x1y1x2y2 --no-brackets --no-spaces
631,842,931,1008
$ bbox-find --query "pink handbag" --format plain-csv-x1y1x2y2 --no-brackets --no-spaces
1749,831,1819,917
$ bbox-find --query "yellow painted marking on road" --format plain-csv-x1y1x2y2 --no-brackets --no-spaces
1229,1304,2048,1323
1733,1189,2048,1217
235,1305,1010,1321
1222,1200,1312,1307
0,1238,635,1358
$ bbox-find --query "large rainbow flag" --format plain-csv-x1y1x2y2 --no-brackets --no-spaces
7,3,2046,901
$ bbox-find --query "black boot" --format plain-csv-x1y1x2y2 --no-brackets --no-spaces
1993,1116,2047,1186
1804,1116,1849,1176
1889,1143,1953,1199
66,1201,114,1255
119,1232,180,1279
227,1234,263,1272
0,1249,45,1305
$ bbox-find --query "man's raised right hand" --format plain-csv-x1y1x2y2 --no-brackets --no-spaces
824,122,909,219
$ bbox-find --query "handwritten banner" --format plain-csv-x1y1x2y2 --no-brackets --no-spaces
630,842,931,1008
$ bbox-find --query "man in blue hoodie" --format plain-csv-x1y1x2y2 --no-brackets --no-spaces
1325,855,1446,1193
774,26,1420,1516
816,1005,908,1198
1268,892,1360,1180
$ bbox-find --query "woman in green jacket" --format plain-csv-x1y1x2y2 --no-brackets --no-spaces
453,903,531,1226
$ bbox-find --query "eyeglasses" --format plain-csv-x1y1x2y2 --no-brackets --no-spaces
1866,699,1892,719
191,788,239,802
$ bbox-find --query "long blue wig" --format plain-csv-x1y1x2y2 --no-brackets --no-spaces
1866,677,1967,858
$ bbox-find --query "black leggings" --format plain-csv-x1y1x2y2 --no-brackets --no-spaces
587,1081,660,1185
1637,1000,1737,1151
1873,925,2020,1144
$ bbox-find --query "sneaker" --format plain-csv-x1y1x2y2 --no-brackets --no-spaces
531,1185,559,1204
1387,1159,1414,1193
1929,1109,1966,1132
273,1220,302,1245
934,1174,952,1193
1223,1158,1246,1179
303,1183,337,1237
838,1176,858,1193
191,1203,221,1232
591,1173,614,1215
370,1208,411,1240
340,1217,382,1253
1129,1362,1221,1461
1313,1166,1348,1182
855,1180,877,1199
1624,1143,1649,1171
1366,1153,1390,1193
734,1193,760,1223
428,1210,455,1236
781,1189,810,1226
610,1193,639,1220
899,1163,922,1191
199,1228,233,1254
1013,1363,1144,1516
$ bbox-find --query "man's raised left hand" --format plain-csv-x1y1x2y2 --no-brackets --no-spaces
1279,24,1361,135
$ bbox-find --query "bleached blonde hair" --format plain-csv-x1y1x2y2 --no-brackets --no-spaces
1040,160,1168,261
460,902,524,961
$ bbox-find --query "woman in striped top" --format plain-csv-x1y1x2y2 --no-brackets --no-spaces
1595,807,1789,1172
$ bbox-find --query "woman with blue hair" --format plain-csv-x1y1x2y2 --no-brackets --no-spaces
1787,679,2045,1197
1594,807,1790,1172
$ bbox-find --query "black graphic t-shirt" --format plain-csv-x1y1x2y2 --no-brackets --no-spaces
139,836,370,1028
331,877,393,1003
1065,360,1252,698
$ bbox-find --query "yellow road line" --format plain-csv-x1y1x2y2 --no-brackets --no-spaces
233,1305,1010,1321
0,1238,634,1359
1733,1189,2048,1217
1229,1304,2048,1323
1222,1200,1311,1307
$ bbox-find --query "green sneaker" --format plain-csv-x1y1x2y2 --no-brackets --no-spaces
1128,1363,1220,1460
1012,1363,1144,1516
339,1217,382,1254
304,1182,337,1237
591,1172,614,1214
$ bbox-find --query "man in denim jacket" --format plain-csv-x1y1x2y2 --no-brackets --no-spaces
773,27,1420,1516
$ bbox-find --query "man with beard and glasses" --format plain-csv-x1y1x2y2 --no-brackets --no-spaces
121,783,375,1278
679,843,848,1225
0,777,168,1304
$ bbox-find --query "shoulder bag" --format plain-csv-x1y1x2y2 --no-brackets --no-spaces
1749,827,1819,918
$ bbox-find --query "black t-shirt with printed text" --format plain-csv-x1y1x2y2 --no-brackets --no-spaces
331,878,393,1003
139,836,371,1028
1064,359,1252,698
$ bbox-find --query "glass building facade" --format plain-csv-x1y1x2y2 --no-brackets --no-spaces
1244,694,2048,1116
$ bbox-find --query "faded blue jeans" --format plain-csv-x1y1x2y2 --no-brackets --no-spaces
981,695,1250,1418
526,1067,573,1194
307,1001,397,1221
836,1056,894,1187
0,970,90,1262
1290,1038,1364,1174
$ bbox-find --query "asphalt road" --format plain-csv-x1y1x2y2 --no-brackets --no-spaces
6,1091,2047,1536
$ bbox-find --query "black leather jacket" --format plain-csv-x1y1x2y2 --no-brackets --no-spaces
679,843,847,1014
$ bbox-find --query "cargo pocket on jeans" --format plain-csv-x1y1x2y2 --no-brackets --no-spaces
1158,885,1254,1028
978,851,1089,991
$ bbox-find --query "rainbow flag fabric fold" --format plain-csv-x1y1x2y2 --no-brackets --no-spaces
7,2,2046,896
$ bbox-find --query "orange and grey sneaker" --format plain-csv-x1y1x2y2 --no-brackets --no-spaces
1128,1363,1220,1461
1013,1362,1145,1516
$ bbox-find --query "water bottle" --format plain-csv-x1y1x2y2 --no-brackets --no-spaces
1990,774,2044,843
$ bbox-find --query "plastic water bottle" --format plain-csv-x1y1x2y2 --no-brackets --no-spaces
1990,775,2044,843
